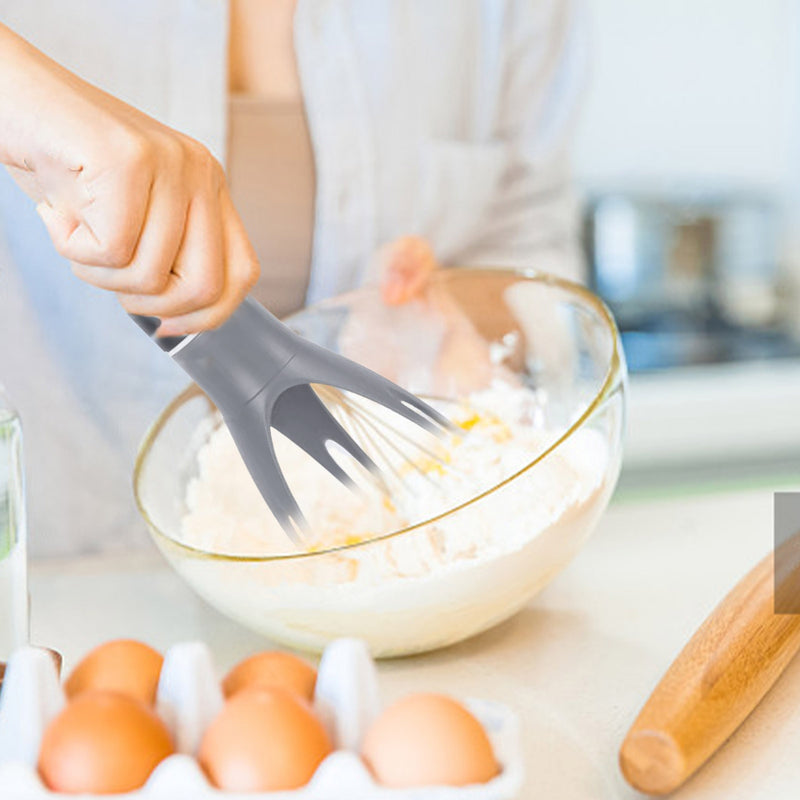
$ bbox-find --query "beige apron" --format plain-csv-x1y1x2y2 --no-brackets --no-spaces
227,97,315,319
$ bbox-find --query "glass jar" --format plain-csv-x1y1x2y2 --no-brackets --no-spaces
0,387,28,659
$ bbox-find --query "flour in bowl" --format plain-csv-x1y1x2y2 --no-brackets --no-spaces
180,380,609,571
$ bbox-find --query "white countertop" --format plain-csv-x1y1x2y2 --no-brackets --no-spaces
27,486,800,799
625,361,800,474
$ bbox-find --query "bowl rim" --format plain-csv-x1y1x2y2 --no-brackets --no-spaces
133,266,624,563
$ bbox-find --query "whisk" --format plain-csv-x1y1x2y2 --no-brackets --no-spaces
314,385,457,496
132,297,453,545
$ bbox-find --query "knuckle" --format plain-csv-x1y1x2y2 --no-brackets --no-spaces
209,158,225,190
186,139,223,186
203,306,230,330
70,262,91,282
99,235,137,268
52,238,74,261
187,277,223,308
184,137,212,164
72,263,115,291
244,259,261,290
161,134,187,170
136,268,169,295
118,295,141,315
117,130,154,171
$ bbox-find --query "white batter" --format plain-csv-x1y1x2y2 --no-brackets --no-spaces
181,381,607,565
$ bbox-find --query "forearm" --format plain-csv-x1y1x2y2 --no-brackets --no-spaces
0,23,50,167
0,22,103,171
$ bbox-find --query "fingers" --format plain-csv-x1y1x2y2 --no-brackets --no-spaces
379,236,438,305
118,190,224,319
36,201,83,249
71,138,249,328
155,185,259,336
71,171,186,295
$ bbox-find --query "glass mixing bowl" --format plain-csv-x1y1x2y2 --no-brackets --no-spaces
134,268,626,657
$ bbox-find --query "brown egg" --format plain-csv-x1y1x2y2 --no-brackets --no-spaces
65,639,164,705
198,689,332,791
362,693,500,787
222,651,317,701
38,691,174,793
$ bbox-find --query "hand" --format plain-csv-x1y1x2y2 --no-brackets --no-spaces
0,24,259,335
377,236,438,305
339,235,496,394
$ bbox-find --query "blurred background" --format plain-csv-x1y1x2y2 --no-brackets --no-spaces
575,0,800,493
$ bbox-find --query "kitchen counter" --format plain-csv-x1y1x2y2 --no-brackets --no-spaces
28,485,799,799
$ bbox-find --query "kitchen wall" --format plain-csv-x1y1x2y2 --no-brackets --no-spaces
574,0,800,271
573,0,800,482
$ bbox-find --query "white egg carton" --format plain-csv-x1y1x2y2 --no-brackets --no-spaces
0,639,523,799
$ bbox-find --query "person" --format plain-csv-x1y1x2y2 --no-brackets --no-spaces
0,1,586,556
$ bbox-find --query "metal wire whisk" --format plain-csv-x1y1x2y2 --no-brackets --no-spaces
314,385,459,494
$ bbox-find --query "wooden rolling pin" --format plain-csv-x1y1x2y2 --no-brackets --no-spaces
619,546,800,795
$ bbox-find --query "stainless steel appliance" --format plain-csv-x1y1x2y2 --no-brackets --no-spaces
584,191,800,372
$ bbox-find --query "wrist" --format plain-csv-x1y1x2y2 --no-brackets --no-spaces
0,24,37,167
0,23,81,170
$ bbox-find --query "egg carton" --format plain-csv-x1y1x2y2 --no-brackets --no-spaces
0,639,523,799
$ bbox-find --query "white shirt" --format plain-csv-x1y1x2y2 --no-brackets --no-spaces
0,0,586,556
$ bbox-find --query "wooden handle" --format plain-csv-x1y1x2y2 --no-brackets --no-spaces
619,548,800,795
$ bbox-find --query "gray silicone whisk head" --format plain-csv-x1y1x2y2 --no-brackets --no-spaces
132,297,454,545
